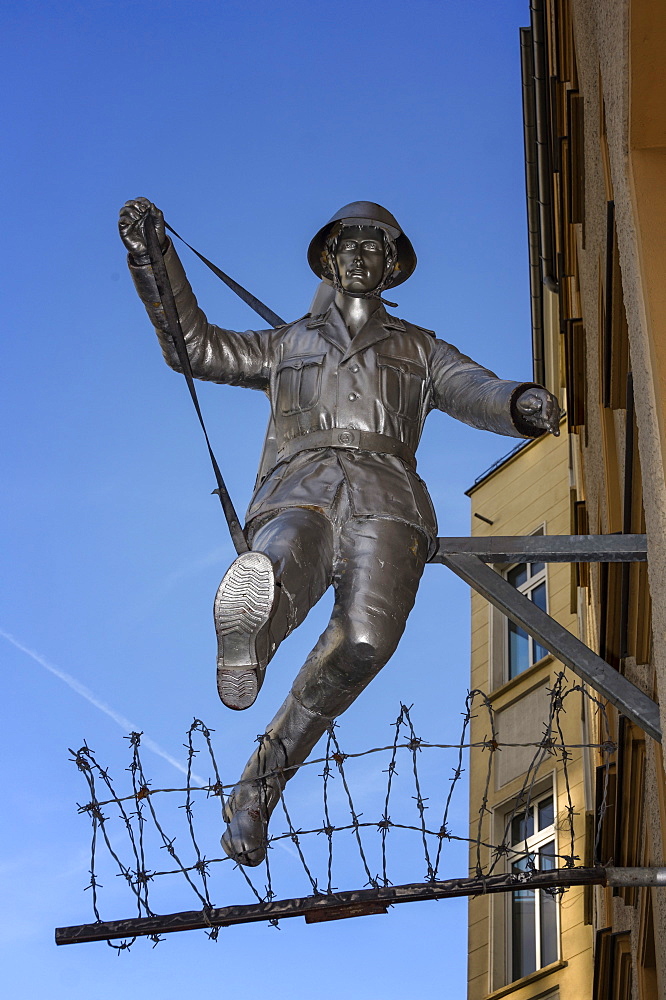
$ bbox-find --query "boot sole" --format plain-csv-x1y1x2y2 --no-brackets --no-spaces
214,551,275,710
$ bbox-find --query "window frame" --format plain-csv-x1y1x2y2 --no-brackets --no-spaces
489,775,561,992
505,790,561,981
488,524,551,690
505,558,549,679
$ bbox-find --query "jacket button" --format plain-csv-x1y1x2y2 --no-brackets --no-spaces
348,392,357,401
351,365,359,373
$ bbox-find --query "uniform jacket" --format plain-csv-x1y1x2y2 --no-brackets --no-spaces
130,244,539,537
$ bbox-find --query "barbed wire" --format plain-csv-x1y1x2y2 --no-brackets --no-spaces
69,670,615,950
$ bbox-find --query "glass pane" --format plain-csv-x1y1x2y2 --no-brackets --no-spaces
531,581,547,611
508,621,530,678
539,840,556,870
529,561,545,576
530,582,548,662
538,796,554,830
511,809,535,845
508,563,528,588
512,856,536,979
539,841,558,967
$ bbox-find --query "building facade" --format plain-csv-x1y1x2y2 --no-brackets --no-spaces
466,428,594,1000
467,2,666,997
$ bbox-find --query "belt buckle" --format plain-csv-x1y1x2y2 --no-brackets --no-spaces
336,429,358,448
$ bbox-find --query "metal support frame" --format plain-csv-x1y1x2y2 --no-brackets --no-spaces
431,533,647,564
55,867,666,944
432,534,660,743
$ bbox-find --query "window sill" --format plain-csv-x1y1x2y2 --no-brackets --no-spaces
484,959,567,1000
489,653,555,704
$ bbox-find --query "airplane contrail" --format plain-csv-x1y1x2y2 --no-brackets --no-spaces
0,628,203,781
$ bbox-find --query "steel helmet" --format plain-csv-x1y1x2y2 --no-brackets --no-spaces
307,202,417,288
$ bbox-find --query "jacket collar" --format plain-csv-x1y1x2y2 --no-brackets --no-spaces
306,304,349,353
306,304,406,359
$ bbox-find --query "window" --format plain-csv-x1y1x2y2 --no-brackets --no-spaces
488,527,551,690
509,793,559,980
506,560,549,678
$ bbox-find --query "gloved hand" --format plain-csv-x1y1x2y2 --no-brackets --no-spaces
515,387,561,436
118,197,168,265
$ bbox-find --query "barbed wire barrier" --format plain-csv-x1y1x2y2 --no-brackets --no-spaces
58,671,616,949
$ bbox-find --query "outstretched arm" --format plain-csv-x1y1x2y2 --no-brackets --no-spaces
119,198,271,390
430,338,560,439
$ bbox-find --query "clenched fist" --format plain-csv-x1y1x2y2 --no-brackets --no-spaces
118,197,167,264
515,387,561,436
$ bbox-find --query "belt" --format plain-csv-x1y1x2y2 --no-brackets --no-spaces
276,428,416,471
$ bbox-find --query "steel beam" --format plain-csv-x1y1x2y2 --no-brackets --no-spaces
439,552,661,743
431,533,647,563
52,869,605,944
55,867,666,944
606,867,666,887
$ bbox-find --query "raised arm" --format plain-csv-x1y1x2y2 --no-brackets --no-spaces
429,337,560,438
119,198,271,390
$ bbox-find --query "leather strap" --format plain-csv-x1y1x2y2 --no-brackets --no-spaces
144,215,250,555
277,429,416,471
165,222,286,329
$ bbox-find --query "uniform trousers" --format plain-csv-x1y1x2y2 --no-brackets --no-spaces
241,483,429,784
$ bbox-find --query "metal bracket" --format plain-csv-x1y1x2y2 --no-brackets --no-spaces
431,533,648,564
431,535,660,743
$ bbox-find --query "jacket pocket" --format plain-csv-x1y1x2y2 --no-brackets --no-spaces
276,353,326,414
377,354,426,418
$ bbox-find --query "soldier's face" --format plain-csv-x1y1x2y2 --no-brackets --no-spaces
335,226,386,293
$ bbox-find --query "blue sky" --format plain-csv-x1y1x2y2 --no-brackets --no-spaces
3,1,534,995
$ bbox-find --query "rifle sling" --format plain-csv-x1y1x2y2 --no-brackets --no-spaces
143,215,250,555
165,222,286,329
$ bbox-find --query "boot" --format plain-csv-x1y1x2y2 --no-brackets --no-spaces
214,551,277,710
220,747,284,867
221,694,331,866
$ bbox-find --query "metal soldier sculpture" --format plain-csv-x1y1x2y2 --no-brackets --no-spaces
119,198,560,866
